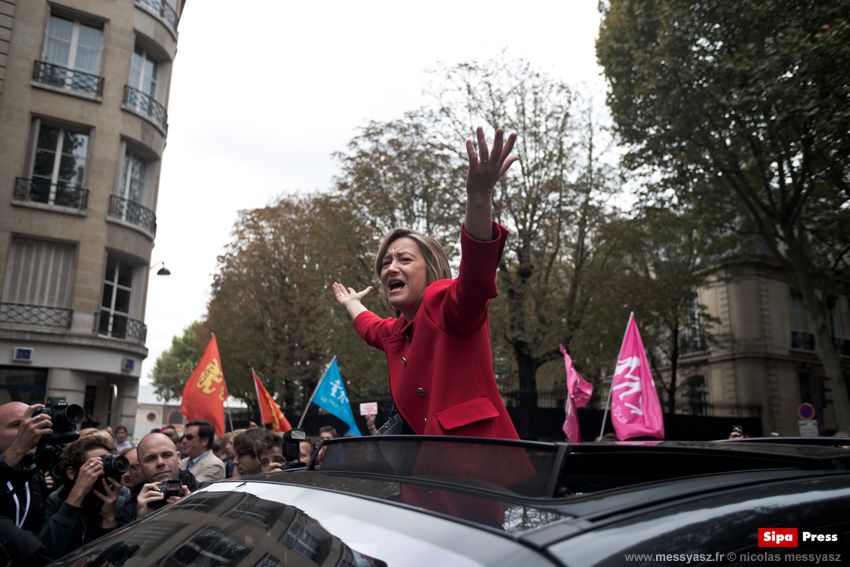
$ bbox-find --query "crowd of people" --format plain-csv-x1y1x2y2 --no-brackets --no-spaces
0,400,346,566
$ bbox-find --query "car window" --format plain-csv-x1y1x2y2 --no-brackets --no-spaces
49,483,556,567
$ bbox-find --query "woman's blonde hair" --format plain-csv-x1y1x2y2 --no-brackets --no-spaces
374,228,451,316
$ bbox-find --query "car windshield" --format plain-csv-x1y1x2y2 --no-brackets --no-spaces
316,436,560,498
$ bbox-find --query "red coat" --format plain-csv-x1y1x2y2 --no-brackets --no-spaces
354,222,519,439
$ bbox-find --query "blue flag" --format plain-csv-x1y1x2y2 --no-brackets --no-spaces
313,359,361,436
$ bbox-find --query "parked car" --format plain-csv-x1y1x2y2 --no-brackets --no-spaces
48,435,849,566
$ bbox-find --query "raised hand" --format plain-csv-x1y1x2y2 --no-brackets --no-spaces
464,127,518,240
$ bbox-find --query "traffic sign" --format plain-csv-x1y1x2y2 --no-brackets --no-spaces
798,402,816,420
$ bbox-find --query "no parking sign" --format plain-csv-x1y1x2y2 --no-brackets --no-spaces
798,402,816,420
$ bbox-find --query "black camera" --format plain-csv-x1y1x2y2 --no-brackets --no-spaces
101,454,129,481
732,425,743,434
283,429,306,468
33,400,84,445
158,479,183,499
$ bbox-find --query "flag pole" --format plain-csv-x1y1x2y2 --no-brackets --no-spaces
599,312,634,440
212,332,234,433
598,379,614,440
252,368,262,426
296,356,335,430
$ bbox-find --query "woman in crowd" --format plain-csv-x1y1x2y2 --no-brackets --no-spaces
39,436,125,558
332,127,520,440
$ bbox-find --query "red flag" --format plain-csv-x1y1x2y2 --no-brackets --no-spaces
253,369,292,432
560,345,593,443
180,336,228,437
610,313,665,440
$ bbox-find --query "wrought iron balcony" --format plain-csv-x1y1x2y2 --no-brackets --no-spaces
123,85,168,132
680,333,708,354
109,194,157,234
32,60,104,97
791,330,816,351
137,0,179,32
14,177,89,210
95,311,147,343
833,337,850,357
0,302,72,329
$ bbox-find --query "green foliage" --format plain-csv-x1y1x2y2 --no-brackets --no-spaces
599,0,850,426
202,193,388,411
150,321,205,402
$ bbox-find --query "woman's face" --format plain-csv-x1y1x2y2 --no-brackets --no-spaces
116,428,127,442
380,237,428,320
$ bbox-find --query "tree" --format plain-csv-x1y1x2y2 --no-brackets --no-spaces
202,192,387,412
150,321,205,402
427,60,627,407
619,207,724,415
598,0,850,429
333,108,466,260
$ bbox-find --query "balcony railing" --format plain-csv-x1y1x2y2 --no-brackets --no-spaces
791,330,816,351
136,0,179,32
0,303,72,329
109,194,157,234
32,60,104,97
14,177,89,210
95,311,147,343
123,85,168,132
832,337,850,357
680,334,708,354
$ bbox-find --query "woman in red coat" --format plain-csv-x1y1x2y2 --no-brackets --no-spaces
332,127,520,440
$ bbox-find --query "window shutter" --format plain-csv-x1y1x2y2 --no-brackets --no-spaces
3,239,75,307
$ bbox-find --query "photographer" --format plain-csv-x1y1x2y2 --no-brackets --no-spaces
0,402,54,565
0,402,53,533
39,436,125,559
117,432,198,525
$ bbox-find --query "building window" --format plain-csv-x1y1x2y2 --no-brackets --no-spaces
98,256,134,339
790,290,815,350
680,299,707,354
29,122,90,208
121,151,148,205
124,45,167,131
0,367,48,405
37,15,104,96
678,375,707,416
1,238,75,329
130,45,158,100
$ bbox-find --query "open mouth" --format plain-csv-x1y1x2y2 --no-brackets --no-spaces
388,280,405,292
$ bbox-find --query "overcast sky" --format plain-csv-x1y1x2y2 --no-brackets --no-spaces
142,1,608,390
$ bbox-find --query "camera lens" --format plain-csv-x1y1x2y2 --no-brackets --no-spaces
101,454,130,480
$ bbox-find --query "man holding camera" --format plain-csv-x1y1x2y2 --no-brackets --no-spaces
179,420,225,483
39,435,125,558
0,402,53,534
0,402,54,565
117,432,198,525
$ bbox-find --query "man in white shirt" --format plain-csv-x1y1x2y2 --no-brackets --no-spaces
178,420,225,484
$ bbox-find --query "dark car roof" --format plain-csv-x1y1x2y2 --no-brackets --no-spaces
47,436,850,567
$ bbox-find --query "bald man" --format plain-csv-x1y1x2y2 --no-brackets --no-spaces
0,402,54,534
116,432,199,526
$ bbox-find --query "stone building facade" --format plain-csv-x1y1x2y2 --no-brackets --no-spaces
0,0,185,437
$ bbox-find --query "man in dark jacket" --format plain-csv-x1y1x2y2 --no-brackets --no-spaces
0,402,53,565
117,432,198,526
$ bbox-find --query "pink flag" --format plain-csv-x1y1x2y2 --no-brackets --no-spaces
610,314,665,440
561,345,593,443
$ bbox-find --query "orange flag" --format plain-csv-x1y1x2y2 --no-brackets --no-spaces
181,336,228,437
253,369,292,432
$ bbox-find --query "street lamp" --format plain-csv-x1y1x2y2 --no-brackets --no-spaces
150,261,171,276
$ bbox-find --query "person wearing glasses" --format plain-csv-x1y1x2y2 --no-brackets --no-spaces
178,420,225,483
